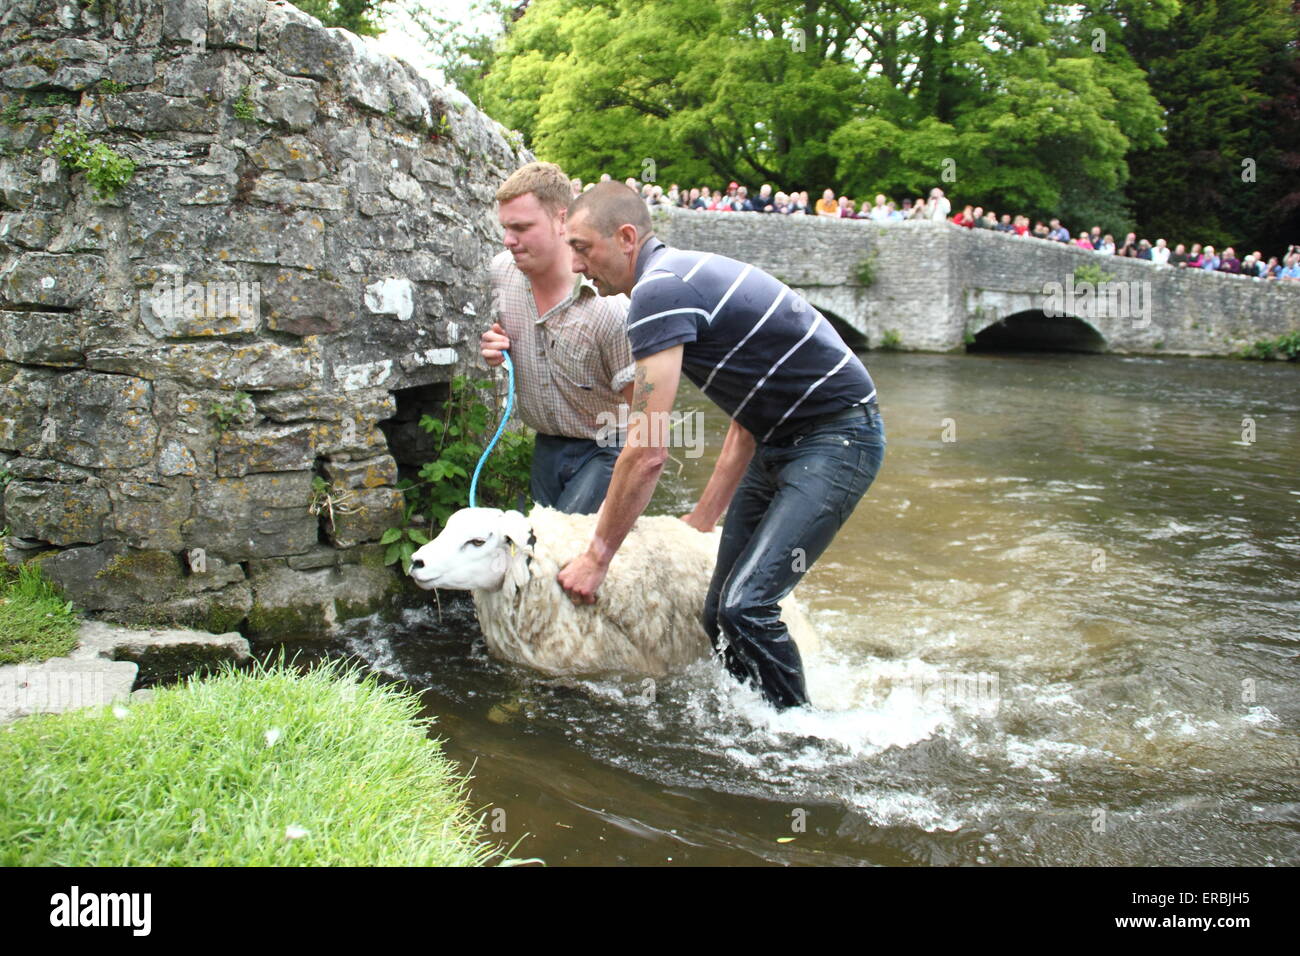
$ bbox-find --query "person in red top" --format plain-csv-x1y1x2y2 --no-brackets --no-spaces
950,205,975,228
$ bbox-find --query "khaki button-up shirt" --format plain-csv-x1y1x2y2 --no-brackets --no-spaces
489,250,635,440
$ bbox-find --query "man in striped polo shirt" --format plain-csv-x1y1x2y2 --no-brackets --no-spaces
557,182,885,710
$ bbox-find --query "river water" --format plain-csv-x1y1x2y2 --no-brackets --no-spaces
339,351,1299,865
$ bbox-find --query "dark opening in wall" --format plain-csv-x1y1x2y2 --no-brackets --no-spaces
813,305,869,351
377,381,450,489
967,311,1106,353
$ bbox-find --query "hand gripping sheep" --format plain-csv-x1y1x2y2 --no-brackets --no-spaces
407,506,820,679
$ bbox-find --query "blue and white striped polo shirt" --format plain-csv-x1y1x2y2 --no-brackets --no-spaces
626,237,877,443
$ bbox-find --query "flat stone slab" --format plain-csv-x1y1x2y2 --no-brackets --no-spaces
0,620,251,723
72,619,251,684
0,657,139,723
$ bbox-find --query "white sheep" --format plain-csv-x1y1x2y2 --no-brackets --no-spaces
407,506,819,679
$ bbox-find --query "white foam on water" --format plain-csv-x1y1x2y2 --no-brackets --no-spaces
843,788,965,832
1241,706,1281,726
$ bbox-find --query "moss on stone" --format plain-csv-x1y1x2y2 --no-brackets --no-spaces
94,549,179,584
245,600,330,641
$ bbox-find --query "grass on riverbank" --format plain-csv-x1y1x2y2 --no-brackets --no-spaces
0,656,496,865
0,559,80,665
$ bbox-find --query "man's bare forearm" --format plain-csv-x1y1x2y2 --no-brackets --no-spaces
587,444,666,565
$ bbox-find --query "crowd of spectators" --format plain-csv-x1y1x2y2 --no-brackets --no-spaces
568,174,1300,282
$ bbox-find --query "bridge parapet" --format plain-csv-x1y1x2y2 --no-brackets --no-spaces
652,207,1300,355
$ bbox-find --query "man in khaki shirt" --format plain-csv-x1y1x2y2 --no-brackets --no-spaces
480,162,636,513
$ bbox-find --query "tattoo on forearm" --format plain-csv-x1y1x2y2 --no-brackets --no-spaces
633,366,655,413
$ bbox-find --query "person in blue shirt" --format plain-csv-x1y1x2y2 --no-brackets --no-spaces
555,182,885,710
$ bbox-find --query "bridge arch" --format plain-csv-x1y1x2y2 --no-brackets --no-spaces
967,308,1107,353
807,301,868,350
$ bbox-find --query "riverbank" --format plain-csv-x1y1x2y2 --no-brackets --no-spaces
0,656,495,866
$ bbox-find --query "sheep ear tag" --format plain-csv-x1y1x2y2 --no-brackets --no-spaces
500,510,533,589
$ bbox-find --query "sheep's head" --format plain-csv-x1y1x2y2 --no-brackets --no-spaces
408,508,532,591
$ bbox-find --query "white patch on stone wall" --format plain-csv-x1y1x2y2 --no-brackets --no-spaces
363,278,414,321
334,358,394,390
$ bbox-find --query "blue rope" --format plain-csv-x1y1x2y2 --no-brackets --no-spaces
468,351,515,508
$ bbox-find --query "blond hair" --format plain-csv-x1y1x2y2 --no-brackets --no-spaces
496,161,572,217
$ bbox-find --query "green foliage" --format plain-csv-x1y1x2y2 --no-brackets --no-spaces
291,0,390,37
0,656,497,866
209,391,252,435
880,328,903,351
475,0,1163,223
96,78,127,95
386,375,534,573
46,124,136,200
232,85,257,122
406,0,516,107
1073,262,1117,286
1124,0,1300,254
379,526,429,576
1,96,27,126
855,252,878,288
1240,331,1300,361
0,561,80,666
26,54,57,74
308,476,360,534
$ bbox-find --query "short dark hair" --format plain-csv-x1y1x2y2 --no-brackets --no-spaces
567,181,653,238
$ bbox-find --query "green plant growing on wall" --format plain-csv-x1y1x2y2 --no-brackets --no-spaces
1240,330,1300,361
430,112,451,142
96,78,127,95
25,54,57,74
880,328,902,350
232,85,257,122
209,391,252,435
1073,262,1115,286
385,375,535,573
46,124,135,200
854,252,878,288
308,476,360,534
77,0,120,20
1,96,26,126
379,526,429,575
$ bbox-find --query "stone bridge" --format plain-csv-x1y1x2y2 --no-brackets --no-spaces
653,208,1300,355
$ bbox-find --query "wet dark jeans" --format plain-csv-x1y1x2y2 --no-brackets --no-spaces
531,433,621,515
702,404,886,709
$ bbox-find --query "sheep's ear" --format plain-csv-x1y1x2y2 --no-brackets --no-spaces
499,510,534,591
499,510,533,555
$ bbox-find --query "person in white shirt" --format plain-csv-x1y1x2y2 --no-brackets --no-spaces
1151,238,1171,265
926,187,951,221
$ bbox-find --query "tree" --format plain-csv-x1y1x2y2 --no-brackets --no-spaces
475,0,1165,229
1124,0,1300,253
292,0,390,36
404,0,521,106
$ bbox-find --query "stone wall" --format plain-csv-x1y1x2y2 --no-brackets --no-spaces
653,208,1300,355
0,0,525,637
